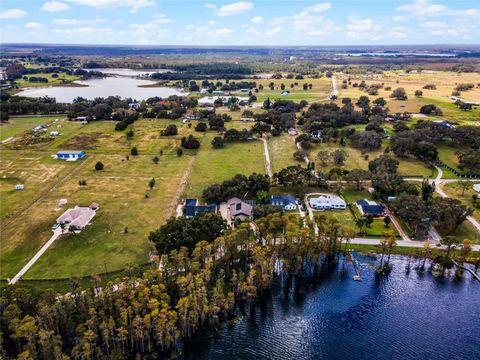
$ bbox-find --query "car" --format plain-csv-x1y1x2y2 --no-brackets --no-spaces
51,223,60,231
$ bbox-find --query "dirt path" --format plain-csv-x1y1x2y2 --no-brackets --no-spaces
261,137,273,177
2,155,94,228
167,156,195,218
384,207,411,241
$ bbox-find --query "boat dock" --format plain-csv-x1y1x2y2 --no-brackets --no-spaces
349,252,362,281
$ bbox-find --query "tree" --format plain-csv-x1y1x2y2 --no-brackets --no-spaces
346,168,370,191
331,149,348,166
350,131,382,150
161,124,178,136
152,156,160,164
390,87,408,100
211,136,224,149
272,166,316,187
149,177,156,190
317,150,331,165
457,179,472,196
181,135,200,149
355,217,369,235
195,122,207,132
414,90,423,97
384,216,391,228
263,97,271,109
440,235,460,260
176,147,183,156
95,161,104,171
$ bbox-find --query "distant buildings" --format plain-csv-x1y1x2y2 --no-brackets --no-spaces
197,96,249,107
184,199,217,219
356,199,385,217
55,150,86,161
268,195,297,210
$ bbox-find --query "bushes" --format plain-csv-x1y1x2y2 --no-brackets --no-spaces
195,122,207,132
161,124,178,136
420,104,442,116
211,136,224,149
181,135,200,149
95,161,104,171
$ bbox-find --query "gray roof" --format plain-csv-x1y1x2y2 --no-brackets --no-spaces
228,198,253,217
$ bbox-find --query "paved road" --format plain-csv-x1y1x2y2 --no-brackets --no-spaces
9,228,63,284
261,137,273,177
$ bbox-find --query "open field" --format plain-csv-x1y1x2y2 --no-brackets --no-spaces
15,72,80,88
268,134,302,173
309,141,435,178
335,70,480,124
0,116,65,141
442,182,480,223
183,132,265,199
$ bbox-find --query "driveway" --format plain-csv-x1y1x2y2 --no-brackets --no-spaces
8,227,63,285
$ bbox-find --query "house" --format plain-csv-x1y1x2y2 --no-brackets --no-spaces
184,199,217,219
241,117,254,123
269,195,297,210
212,90,224,95
356,199,385,217
309,195,346,210
433,120,454,129
288,128,297,136
74,116,87,122
387,196,396,203
56,205,98,230
310,130,323,139
56,150,86,161
15,184,24,190
281,91,290,96
473,184,480,192
227,197,253,220
129,102,141,110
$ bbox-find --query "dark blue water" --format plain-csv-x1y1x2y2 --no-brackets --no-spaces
184,255,480,360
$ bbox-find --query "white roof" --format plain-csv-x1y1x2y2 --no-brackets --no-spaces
473,184,480,192
309,195,346,207
56,206,96,229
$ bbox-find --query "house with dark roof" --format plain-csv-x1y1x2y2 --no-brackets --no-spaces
227,197,253,220
268,195,297,210
184,199,217,219
355,199,385,217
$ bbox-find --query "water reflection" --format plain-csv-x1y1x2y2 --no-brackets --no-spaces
17,76,186,103
184,255,480,360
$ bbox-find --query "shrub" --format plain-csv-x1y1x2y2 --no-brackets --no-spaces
195,122,207,132
161,124,178,136
95,161,104,171
211,136,225,149
131,147,138,156
181,135,201,149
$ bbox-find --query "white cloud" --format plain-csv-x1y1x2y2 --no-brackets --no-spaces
293,2,334,36
207,1,254,17
420,21,471,37
129,14,174,42
251,16,263,24
346,17,383,40
245,25,281,37
0,9,27,19
53,26,113,35
41,1,71,12
393,15,409,22
212,28,233,36
66,0,155,12
269,16,288,26
397,0,447,17
389,26,409,38
53,17,107,25
25,22,46,30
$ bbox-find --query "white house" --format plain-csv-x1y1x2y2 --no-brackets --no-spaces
309,195,346,210
56,205,98,231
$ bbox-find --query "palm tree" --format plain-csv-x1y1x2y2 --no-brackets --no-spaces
355,217,368,236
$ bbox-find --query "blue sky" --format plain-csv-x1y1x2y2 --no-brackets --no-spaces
1,1,479,45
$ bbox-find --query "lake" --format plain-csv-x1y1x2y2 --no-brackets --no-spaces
17,76,187,103
184,255,480,360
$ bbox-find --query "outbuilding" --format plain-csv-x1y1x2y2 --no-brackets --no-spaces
56,150,86,161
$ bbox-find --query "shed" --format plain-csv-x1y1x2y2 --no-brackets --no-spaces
56,150,86,161
15,184,24,190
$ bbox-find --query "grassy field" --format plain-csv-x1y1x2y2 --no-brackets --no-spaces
183,132,265,199
335,70,480,124
309,141,434,178
442,182,480,222
0,116,65,141
15,72,80,88
268,134,303,173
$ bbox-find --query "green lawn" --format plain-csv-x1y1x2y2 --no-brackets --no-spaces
268,134,303,173
183,132,265,199
15,72,80,88
0,116,66,142
1,154,191,279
